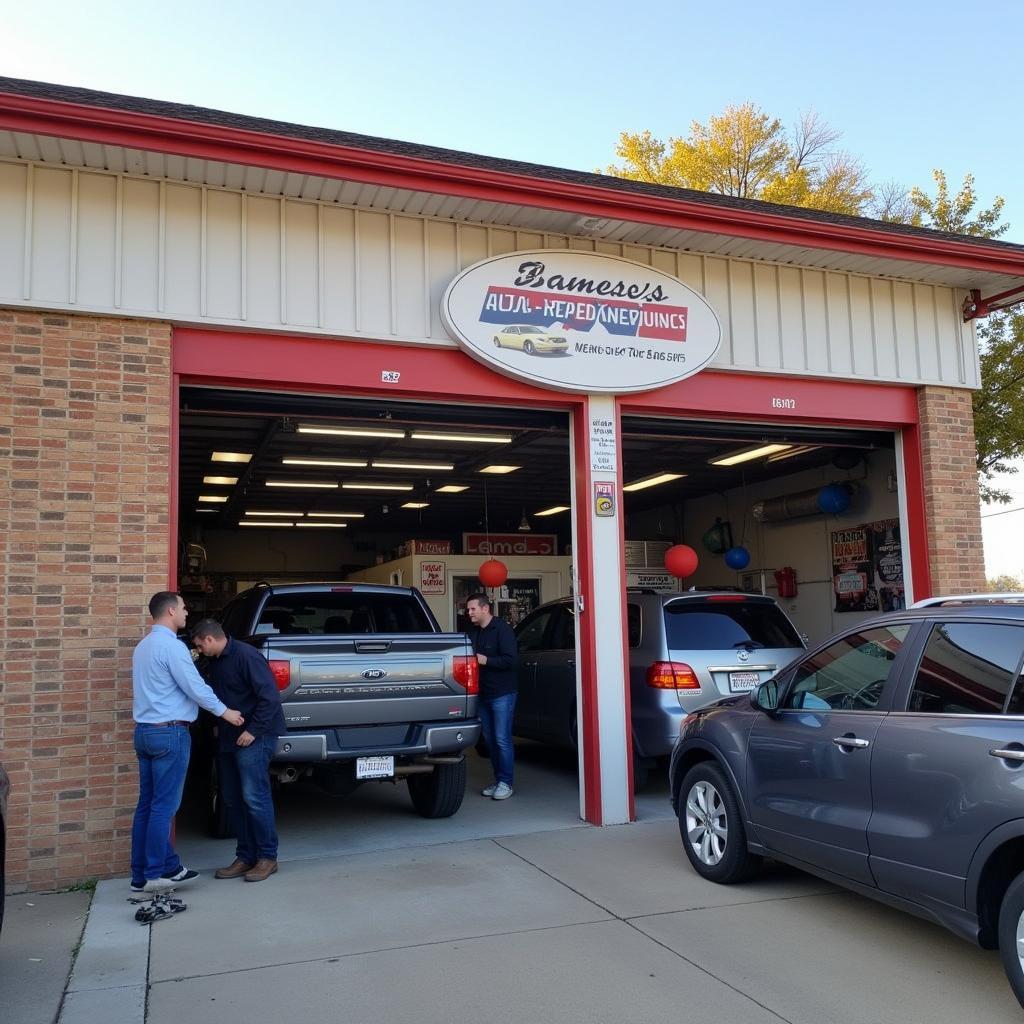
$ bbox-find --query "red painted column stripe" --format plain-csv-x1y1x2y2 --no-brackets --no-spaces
573,402,602,824
899,423,933,599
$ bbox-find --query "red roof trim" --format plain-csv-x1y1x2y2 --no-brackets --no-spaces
3,89,1024,279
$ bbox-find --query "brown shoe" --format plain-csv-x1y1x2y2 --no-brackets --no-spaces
214,858,255,879
244,858,278,882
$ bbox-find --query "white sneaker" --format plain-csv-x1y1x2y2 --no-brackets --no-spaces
481,784,498,797
143,877,176,893
492,782,514,800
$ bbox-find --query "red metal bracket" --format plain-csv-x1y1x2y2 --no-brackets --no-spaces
963,285,1024,321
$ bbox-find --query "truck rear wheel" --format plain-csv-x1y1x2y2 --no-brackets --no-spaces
408,759,467,818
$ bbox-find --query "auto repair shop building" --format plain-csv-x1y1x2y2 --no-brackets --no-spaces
2,77,1023,889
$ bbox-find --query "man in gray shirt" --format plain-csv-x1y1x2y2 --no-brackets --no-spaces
130,591,244,893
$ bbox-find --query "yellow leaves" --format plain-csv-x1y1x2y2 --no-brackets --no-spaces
606,104,870,217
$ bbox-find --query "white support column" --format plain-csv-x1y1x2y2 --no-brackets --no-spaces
575,394,631,824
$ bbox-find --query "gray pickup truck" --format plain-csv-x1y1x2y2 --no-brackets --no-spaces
198,582,480,832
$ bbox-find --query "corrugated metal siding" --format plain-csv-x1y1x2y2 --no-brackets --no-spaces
0,158,980,388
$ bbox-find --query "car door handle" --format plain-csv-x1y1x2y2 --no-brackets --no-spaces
990,748,1024,762
832,735,870,750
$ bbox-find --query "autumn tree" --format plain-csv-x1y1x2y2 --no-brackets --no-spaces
605,105,873,216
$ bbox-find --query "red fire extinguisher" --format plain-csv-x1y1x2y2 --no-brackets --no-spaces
774,566,798,598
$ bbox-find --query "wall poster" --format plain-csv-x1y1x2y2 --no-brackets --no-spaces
832,519,905,613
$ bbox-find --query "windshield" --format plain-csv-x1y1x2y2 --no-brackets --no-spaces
255,592,433,635
663,601,801,651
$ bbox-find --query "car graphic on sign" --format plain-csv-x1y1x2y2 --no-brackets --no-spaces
492,325,570,356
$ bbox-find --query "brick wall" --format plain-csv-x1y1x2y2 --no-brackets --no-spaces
1,309,172,890
917,385,986,596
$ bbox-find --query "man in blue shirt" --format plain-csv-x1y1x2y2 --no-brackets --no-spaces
192,619,287,883
466,592,519,800
131,592,244,893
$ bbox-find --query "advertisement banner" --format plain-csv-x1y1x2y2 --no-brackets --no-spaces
832,526,873,612
462,533,559,556
832,520,905,612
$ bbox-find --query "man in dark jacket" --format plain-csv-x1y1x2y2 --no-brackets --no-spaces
192,619,287,882
466,592,519,800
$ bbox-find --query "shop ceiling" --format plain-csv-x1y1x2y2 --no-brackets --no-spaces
179,388,891,535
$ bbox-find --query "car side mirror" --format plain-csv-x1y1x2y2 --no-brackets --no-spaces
751,679,779,713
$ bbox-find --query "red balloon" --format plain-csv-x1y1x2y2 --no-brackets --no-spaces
665,544,699,579
478,559,509,587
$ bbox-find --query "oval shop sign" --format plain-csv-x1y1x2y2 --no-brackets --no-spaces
441,250,722,394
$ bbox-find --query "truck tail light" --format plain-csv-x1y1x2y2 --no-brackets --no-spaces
646,661,700,690
452,655,479,694
267,659,291,690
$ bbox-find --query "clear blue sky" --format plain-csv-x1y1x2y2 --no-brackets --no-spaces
2,0,1021,238
5,0,1024,577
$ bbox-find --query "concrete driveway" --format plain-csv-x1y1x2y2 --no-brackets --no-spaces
62,815,1022,1024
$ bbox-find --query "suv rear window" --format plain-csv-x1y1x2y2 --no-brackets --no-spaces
662,600,801,651
255,592,434,635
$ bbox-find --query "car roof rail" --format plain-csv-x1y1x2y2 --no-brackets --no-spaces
909,593,1024,608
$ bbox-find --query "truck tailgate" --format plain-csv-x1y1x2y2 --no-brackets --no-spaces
262,634,474,728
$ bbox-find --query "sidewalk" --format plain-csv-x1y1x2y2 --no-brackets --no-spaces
59,819,1021,1024
0,888,91,1024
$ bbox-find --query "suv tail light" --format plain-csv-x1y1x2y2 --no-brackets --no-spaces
267,659,291,690
452,655,479,694
646,661,700,690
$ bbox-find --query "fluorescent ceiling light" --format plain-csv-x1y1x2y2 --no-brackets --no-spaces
240,520,293,527
283,458,367,468
710,444,793,467
306,512,365,518
410,431,512,444
296,521,347,528
203,475,238,486
198,495,229,503
765,445,822,463
371,461,454,471
479,465,521,475
265,480,338,489
195,508,217,513
402,502,430,509
535,505,570,516
211,451,252,463
341,483,414,491
244,510,304,517
622,472,686,492
436,484,469,493
298,425,405,439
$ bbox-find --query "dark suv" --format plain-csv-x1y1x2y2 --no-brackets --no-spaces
669,595,1024,1008
514,590,805,787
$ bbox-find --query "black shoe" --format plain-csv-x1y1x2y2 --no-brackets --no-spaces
163,867,199,884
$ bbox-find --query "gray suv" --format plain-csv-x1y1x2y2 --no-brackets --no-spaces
669,596,1024,1009
514,590,805,787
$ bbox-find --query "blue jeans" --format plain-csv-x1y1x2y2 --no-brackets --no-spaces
218,734,279,863
130,723,190,884
480,693,517,786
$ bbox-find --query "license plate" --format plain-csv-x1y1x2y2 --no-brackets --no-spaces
729,672,760,692
356,755,394,779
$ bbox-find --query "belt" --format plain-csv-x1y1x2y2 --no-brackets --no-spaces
143,720,191,727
